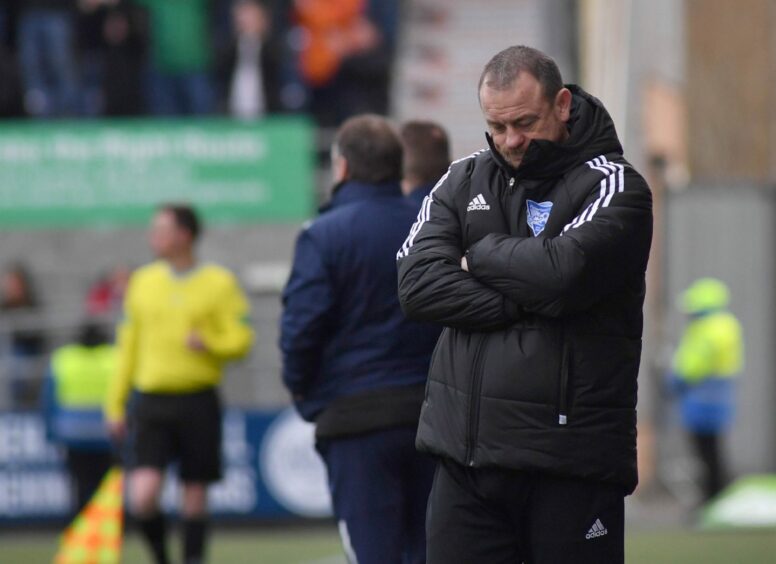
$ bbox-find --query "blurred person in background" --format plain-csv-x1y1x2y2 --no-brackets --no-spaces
0,41,24,117
217,0,281,119
1,262,47,408
397,45,652,563
76,0,112,116
86,263,131,318
668,277,743,503
0,0,24,118
17,0,80,117
280,114,440,564
292,0,400,126
42,321,115,515
399,120,451,210
135,0,216,115
101,0,146,116
104,204,254,564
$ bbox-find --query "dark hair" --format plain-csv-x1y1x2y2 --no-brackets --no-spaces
334,114,403,184
158,203,202,241
400,121,451,187
78,322,111,347
478,45,564,102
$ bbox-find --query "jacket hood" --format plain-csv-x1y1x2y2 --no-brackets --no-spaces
486,84,624,180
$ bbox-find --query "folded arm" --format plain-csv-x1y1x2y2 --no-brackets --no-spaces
465,169,653,317
397,166,520,331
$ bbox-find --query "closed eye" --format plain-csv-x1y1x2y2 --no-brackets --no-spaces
514,116,538,128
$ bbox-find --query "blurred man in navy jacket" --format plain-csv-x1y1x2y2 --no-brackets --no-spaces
400,120,451,209
280,114,441,564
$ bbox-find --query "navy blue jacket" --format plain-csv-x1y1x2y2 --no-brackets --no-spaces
406,182,436,210
280,180,441,421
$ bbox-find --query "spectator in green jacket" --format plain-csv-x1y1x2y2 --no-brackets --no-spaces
137,0,216,115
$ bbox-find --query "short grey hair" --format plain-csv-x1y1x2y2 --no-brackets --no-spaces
478,45,564,102
334,114,403,184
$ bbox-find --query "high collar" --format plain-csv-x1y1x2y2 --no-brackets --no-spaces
320,180,403,212
486,84,624,181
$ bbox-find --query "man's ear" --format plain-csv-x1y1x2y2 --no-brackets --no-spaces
555,87,572,122
400,178,412,196
332,153,348,183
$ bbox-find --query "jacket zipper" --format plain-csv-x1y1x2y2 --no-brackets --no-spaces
466,337,487,466
558,327,570,425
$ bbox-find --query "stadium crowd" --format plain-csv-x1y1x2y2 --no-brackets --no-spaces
0,0,400,125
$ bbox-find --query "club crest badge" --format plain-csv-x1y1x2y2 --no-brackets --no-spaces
526,200,553,236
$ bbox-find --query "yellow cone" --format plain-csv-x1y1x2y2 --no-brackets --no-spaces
54,467,124,564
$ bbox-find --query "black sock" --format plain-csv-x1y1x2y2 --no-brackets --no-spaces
137,512,170,564
183,517,208,564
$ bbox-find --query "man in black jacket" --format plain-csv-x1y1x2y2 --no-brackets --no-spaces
397,45,652,564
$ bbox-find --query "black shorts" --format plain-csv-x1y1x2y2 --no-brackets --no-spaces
131,388,222,483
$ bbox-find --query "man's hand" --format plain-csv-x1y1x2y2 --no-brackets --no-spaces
187,331,207,352
461,256,469,272
107,419,127,443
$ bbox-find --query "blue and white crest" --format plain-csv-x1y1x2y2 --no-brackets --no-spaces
526,200,553,236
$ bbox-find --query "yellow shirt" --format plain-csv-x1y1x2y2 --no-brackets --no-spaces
104,261,253,421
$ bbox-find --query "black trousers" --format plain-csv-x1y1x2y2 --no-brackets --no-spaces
427,459,625,564
690,432,725,501
65,449,113,514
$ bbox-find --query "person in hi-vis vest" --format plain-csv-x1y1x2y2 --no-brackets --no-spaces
669,277,744,502
43,322,115,514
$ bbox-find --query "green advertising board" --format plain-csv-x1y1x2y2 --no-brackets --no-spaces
0,117,316,228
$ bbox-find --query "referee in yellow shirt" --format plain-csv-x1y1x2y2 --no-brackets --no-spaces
105,204,253,564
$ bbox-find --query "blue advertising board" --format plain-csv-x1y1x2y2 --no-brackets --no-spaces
0,408,332,523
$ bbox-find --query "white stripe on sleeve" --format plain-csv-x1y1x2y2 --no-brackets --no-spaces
562,155,625,234
396,150,485,259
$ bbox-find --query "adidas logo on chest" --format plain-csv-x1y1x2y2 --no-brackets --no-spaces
467,194,490,211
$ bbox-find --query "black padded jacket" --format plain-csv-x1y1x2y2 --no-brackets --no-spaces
396,85,653,493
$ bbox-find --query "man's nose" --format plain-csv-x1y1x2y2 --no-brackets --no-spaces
505,126,525,148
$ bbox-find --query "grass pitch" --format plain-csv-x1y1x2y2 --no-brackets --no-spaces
3,525,776,563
